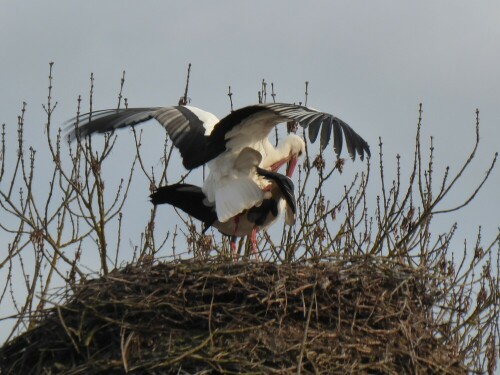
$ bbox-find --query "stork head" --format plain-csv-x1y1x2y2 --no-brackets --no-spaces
283,135,306,178
268,135,305,177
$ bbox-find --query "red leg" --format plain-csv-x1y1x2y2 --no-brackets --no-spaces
230,236,238,261
230,216,240,261
250,227,261,261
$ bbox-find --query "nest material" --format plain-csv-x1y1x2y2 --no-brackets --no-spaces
1,258,466,374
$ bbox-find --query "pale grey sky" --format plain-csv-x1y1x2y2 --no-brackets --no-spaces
1,1,499,341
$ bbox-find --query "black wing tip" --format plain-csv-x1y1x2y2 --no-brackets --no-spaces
63,107,157,143
354,137,372,161
362,143,371,160
345,142,371,161
64,123,115,143
149,184,174,205
329,117,371,162
286,109,370,162
149,190,162,206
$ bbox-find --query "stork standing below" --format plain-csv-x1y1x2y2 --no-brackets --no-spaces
69,102,370,255
150,165,296,259
70,103,370,214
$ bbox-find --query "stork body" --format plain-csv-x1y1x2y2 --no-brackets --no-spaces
150,167,296,259
70,102,370,224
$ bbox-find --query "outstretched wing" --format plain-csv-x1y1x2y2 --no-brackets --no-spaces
68,105,220,169
209,103,370,161
68,102,370,170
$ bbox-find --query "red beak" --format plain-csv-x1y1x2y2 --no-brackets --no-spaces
286,158,298,177
270,158,287,172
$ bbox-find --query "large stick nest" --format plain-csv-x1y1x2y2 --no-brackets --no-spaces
1,258,466,374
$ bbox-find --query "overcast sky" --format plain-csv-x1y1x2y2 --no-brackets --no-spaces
1,1,499,340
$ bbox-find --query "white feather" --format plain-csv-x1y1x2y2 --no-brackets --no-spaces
204,147,264,222
234,147,262,170
224,112,280,152
214,177,263,222
184,106,219,135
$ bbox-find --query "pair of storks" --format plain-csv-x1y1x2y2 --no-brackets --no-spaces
71,102,370,258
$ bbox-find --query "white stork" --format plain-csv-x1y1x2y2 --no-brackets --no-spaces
150,165,296,259
70,102,370,256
